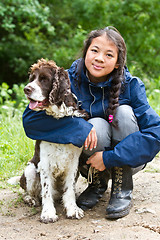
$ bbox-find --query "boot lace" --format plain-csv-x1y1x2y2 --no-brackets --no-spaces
87,166,99,185
113,167,123,194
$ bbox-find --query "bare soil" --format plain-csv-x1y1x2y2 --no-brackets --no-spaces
0,156,160,240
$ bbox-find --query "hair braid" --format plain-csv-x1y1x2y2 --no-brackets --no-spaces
106,69,123,128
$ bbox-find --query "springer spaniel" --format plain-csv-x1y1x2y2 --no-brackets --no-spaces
20,59,87,223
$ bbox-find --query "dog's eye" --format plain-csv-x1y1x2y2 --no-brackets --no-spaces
39,76,49,83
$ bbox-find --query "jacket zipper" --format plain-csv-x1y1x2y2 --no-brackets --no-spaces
89,84,96,117
102,87,105,116
89,85,106,117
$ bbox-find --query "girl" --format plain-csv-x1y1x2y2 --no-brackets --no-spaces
23,26,160,219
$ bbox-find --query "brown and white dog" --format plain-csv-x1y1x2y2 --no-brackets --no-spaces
20,58,87,223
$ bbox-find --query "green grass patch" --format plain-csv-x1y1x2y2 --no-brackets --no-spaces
147,89,160,116
0,110,34,180
144,153,160,173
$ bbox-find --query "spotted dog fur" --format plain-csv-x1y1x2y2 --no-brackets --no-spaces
20,59,87,223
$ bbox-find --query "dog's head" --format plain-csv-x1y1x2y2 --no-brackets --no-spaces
24,58,76,110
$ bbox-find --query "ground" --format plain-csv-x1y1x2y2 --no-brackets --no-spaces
0,157,160,240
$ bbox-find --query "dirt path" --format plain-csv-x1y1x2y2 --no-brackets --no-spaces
0,157,160,240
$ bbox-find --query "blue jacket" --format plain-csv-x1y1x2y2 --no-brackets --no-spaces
23,59,160,169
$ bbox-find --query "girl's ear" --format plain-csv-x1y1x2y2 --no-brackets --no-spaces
115,63,119,69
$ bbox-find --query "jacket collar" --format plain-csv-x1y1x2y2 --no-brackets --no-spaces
124,66,132,82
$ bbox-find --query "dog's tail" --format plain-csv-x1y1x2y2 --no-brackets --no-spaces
7,176,21,185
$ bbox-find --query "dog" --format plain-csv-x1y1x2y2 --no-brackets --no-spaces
20,58,88,223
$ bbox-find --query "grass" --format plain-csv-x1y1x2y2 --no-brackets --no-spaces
147,89,160,116
144,154,160,173
0,109,34,181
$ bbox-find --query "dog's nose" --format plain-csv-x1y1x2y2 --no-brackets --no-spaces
24,85,34,95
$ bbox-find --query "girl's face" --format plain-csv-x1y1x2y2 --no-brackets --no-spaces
85,34,119,83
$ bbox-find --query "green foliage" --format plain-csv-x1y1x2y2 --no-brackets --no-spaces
0,82,28,115
0,111,34,179
0,83,33,179
146,76,160,115
0,83,12,104
0,0,55,85
148,89,160,115
0,0,160,86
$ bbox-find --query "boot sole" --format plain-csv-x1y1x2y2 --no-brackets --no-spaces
77,198,99,211
106,202,132,219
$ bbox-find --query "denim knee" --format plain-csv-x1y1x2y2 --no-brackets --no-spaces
112,105,139,142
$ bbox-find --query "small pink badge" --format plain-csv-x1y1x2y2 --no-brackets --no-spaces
109,115,113,123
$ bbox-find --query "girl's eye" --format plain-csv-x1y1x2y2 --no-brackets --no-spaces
91,49,98,53
106,53,113,58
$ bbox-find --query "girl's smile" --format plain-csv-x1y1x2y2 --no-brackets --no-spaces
93,64,104,70
85,34,119,83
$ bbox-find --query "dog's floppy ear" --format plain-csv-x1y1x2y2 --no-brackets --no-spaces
49,69,60,105
49,67,77,108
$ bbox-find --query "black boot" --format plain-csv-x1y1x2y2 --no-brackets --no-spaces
106,165,133,219
77,163,110,210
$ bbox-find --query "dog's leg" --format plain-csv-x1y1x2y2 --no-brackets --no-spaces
38,163,58,223
38,144,58,223
62,156,84,219
22,162,41,207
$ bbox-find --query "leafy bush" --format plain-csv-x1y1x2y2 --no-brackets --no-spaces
1,0,160,86
0,82,28,115
0,0,55,85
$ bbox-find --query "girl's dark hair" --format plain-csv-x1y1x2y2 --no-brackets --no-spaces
78,26,127,127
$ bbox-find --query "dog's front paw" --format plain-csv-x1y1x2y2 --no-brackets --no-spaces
40,208,58,223
66,205,84,219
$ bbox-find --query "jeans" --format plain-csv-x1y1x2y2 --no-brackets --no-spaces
83,105,145,174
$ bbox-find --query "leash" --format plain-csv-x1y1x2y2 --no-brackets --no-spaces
87,166,98,184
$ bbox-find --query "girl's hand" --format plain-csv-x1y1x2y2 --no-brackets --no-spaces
84,127,97,151
86,151,106,171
